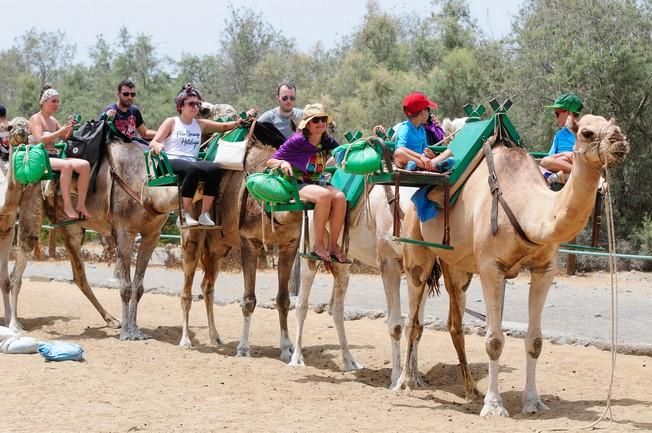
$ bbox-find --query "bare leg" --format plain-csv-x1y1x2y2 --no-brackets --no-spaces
326,188,348,261
299,185,332,260
50,159,77,219
69,159,92,218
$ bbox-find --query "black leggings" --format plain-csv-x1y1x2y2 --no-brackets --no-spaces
169,158,222,198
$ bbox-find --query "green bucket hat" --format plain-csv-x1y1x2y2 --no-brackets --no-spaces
545,93,583,114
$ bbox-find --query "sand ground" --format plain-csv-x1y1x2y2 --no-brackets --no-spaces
2,275,651,433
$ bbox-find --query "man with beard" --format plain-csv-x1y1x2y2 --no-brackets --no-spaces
101,79,156,148
257,82,304,145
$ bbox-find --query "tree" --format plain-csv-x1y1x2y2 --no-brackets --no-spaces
14,28,75,84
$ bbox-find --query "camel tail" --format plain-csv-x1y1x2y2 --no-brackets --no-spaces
426,258,441,297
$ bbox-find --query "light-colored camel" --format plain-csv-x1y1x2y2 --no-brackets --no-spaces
290,185,427,388
177,132,303,361
7,132,181,338
395,114,629,416
289,119,468,388
1,117,31,328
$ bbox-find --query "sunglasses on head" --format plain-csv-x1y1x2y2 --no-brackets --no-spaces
310,116,328,124
121,92,136,97
281,95,296,101
185,101,202,108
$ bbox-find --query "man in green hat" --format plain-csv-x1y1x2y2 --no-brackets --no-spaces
541,93,583,183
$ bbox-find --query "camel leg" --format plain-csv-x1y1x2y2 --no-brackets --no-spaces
275,237,298,362
479,270,509,417
392,242,434,391
111,228,148,340
289,257,318,367
129,227,162,340
199,232,230,347
237,238,260,357
330,261,362,371
441,263,481,401
0,223,14,327
521,269,554,414
379,257,403,388
58,224,120,328
179,229,204,348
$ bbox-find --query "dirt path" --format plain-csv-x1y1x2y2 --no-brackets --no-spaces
2,279,651,433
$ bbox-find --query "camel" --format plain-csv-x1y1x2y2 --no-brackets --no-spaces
177,129,302,361
6,126,181,338
289,118,468,388
290,185,425,387
395,114,629,416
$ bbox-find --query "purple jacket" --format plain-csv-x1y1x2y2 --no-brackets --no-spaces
271,132,339,182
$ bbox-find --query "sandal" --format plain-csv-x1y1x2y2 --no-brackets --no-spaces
303,249,331,262
330,252,352,264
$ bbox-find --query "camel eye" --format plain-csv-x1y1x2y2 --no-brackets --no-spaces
581,129,595,139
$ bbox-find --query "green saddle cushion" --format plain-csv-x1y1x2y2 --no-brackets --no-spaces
12,143,49,184
334,139,382,175
246,172,295,204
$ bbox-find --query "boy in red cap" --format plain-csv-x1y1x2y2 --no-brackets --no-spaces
393,92,452,171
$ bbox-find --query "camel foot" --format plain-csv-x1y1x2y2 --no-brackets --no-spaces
209,334,223,347
104,316,121,329
279,345,294,363
8,319,24,332
410,371,427,388
391,371,408,392
464,386,483,402
480,401,510,417
288,351,305,367
179,336,192,349
119,328,150,341
342,356,363,371
522,398,550,414
236,343,251,357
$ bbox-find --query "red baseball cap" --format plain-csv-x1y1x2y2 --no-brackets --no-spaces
402,92,438,116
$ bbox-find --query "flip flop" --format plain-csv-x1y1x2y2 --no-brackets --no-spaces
301,250,331,262
330,253,352,264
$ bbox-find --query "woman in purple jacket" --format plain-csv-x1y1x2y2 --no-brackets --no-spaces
266,103,350,264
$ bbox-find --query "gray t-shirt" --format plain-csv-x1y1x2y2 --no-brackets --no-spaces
257,107,304,139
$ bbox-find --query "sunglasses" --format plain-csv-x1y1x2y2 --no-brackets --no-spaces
310,116,328,124
121,92,137,97
281,95,296,102
185,101,202,108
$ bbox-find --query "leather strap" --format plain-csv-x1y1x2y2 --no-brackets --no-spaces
483,140,538,246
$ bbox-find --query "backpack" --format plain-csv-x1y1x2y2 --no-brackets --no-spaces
11,143,50,184
65,119,108,165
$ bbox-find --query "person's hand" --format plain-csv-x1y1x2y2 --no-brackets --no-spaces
424,148,435,158
150,141,164,155
106,109,117,119
245,108,257,119
373,125,386,137
60,122,74,140
279,160,293,176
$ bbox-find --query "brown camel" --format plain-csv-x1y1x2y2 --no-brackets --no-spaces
395,114,629,416
7,133,180,338
178,131,302,361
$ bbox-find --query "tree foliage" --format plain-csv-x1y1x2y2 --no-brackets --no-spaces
0,0,650,239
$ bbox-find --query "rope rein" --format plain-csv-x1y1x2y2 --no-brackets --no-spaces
537,164,619,433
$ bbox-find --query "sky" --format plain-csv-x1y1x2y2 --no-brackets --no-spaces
1,0,522,64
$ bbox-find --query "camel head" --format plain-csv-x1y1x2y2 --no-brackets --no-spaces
7,117,29,147
197,102,238,121
569,114,629,168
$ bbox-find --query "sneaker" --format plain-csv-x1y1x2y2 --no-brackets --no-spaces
198,212,215,226
546,172,559,186
406,161,417,171
177,214,199,227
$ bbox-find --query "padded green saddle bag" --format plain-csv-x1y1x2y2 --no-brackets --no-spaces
334,139,382,175
246,171,295,204
12,143,49,184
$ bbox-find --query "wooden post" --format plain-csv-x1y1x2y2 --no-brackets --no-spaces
566,236,577,275
48,227,57,259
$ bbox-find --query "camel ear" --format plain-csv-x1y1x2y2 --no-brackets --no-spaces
608,117,617,125
567,115,579,133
